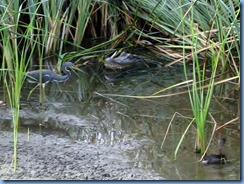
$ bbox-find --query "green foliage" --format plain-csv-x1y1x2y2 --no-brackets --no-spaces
1,0,39,170
180,1,235,155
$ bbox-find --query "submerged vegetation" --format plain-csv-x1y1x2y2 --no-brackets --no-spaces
0,0,240,169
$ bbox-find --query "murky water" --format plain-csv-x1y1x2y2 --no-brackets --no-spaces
0,60,240,180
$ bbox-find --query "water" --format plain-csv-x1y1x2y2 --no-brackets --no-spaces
0,61,240,180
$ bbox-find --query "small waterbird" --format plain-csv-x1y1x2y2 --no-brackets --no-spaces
202,138,227,164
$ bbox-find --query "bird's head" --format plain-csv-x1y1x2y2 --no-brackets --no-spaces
218,138,226,154
62,61,84,75
63,62,74,69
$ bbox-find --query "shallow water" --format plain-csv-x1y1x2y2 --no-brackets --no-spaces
0,61,240,180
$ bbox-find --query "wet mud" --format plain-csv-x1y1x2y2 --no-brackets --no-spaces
0,130,164,180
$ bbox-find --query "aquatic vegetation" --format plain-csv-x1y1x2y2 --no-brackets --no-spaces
1,0,40,170
182,0,239,155
1,22,33,172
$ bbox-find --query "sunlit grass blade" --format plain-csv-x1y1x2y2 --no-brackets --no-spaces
174,118,194,160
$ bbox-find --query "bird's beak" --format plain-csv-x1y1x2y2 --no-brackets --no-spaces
74,63,83,68
71,64,83,72
71,64,78,69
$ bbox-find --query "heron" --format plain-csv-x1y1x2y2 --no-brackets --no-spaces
26,61,74,100
201,138,227,164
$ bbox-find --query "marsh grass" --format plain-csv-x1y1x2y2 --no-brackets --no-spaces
180,0,239,155
1,0,41,170
124,0,240,70
2,34,30,171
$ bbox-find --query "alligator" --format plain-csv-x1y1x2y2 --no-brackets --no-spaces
104,52,149,70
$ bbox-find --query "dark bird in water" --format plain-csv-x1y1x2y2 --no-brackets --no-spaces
202,138,227,164
26,62,74,84
26,62,74,100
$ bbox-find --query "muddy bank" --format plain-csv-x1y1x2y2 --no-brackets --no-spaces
0,130,164,180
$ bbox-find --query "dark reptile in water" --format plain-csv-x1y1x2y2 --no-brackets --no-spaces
104,52,147,70
103,52,158,80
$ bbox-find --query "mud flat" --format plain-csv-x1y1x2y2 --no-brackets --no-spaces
0,131,164,180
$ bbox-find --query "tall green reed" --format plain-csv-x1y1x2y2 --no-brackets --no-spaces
0,0,40,170
74,0,94,45
157,0,239,157
1,0,21,171
180,0,236,155
41,0,68,54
